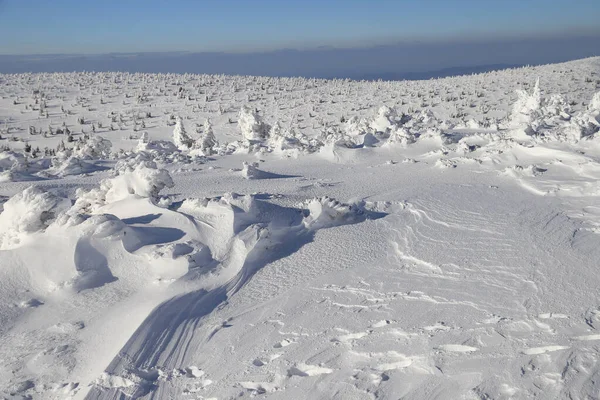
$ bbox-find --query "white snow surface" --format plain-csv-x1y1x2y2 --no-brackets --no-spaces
1,58,600,399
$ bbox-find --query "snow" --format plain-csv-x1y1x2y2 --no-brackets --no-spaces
0,57,600,399
0,186,70,249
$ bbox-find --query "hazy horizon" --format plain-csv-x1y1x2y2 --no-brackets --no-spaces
1,31,599,80
1,0,599,79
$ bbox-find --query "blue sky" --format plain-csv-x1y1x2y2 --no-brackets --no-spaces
1,0,599,54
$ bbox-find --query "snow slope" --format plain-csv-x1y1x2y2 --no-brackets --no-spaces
0,57,600,399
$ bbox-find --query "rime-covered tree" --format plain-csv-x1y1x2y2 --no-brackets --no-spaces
172,116,193,151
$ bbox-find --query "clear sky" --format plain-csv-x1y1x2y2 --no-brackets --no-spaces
1,0,599,54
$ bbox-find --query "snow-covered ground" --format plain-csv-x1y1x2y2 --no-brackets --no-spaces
0,57,600,399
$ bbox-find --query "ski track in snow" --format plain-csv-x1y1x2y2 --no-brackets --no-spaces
0,57,600,399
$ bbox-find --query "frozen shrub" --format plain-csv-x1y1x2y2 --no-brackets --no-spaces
345,116,372,137
386,126,416,146
370,106,398,133
589,91,600,112
319,127,357,149
73,163,174,214
0,186,70,249
50,156,96,177
510,78,542,126
560,91,600,141
0,151,28,182
267,123,322,155
238,106,270,141
542,94,571,119
113,153,158,175
72,136,112,160
137,131,150,151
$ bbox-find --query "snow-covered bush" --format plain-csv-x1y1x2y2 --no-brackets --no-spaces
238,106,270,141
0,186,70,249
137,131,150,151
73,163,174,214
50,156,97,177
113,153,158,175
132,131,188,163
0,151,52,182
267,123,322,155
319,127,358,149
511,78,542,125
565,108,600,141
563,116,595,141
72,136,112,160
386,126,416,146
345,116,372,137
370,106,398,133
589,91,600,112
541,94,571,119
0,151,29,182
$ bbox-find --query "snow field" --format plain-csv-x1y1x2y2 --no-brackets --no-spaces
0,57,600,399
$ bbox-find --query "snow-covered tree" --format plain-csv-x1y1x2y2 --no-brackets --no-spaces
173,116,193,151
194,118,218,155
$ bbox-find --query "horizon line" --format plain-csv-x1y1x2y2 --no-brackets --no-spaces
2,27,600,57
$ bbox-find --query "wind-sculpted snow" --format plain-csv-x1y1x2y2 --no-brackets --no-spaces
84,193,385,399
2,58,600,399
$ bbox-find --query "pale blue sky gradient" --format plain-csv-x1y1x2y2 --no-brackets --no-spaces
1,0,599,54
